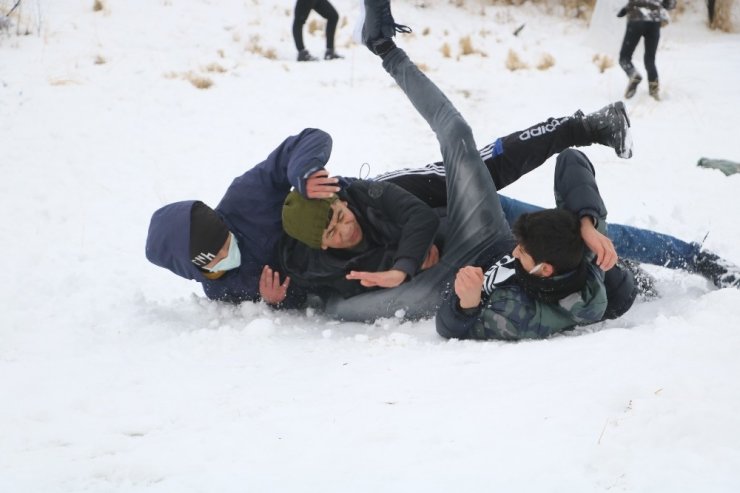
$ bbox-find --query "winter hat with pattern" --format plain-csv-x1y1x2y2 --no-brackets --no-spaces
282,191,335,249
189,201,229,267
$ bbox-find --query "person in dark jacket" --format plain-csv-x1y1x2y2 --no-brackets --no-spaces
293,0,343,61
618,0,677,100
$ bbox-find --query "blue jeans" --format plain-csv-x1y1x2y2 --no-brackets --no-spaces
499,196,701,270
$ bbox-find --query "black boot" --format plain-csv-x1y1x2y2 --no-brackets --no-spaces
297,49,318,62
580,101,633,159
649,80,660,101
324,49,344,60
362,0,411,56
625,74,642,99
695,250,740,289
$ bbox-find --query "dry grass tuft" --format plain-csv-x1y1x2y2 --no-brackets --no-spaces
93,0,104,12
440,42,451,58
592,53,614,73
459,35,474,56
416,62,430,72
422,27,431,36
49,78,81,86
204,62,227,73
94,55,107,65
185,73,213,90
245,34,276,59
505,49,528,71
536,53,555,70
711,0,736,32
308,19,321,35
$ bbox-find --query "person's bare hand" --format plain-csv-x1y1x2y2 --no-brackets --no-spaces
259,265,291,304
306,169,340,199
580,217,617,271
420,244,440,270
454,266,484,309
345,269,407,288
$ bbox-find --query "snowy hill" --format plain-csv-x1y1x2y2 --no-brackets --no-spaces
1,0,740,491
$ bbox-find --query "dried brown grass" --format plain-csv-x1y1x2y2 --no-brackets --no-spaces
592,53,614,73
536,53,555,70
505,49,528,71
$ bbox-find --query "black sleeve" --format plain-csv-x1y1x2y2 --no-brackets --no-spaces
553,149,607,225
435,282,481,339
358,181,440,277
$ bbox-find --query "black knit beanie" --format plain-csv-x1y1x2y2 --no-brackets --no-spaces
189,202,229,267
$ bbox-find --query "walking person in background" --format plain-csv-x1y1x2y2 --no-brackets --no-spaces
293,0,343,61
617,0,676,100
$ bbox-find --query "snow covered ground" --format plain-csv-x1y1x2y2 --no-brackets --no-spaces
1,0,740,491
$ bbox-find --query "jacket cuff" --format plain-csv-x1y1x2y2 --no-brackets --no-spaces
296,162,325,196
392,258,417,279
578,209,602,229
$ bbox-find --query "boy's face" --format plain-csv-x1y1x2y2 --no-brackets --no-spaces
512,243,552,277
512,244,536,272
321,200,363,250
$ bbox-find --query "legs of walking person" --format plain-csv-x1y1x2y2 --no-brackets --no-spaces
293,0,320,61
312,0,339,50
620,21,644,97
643,22,661,82
643,22,661,99
293,0,312,51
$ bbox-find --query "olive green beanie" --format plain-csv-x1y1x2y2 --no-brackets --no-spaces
282,191,335,249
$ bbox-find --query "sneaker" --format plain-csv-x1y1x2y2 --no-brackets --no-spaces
649,80,660,101
625,74,642,99
324,49,344,60
297,49,318,62
361,0,411,55
581,101,633,159
694,250,740,289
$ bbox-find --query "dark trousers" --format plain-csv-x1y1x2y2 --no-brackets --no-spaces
375,114,591,207
292,0,339,51
325,47,514,321
619,20,661,82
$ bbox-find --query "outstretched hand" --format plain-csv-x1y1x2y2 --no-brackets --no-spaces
306,169,341,199
346,269,407,288
259,265,291,305
580,217,617,271
454,266,484,309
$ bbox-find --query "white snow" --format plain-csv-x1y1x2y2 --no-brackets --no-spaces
1,0,739,491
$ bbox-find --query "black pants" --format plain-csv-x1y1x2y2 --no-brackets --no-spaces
375,114,592,207
619,20,661,82
292,0,339,51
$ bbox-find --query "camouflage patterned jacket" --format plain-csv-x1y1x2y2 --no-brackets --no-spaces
435,149,615,341
435,254,608,341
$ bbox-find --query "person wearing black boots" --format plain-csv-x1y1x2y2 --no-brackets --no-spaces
617,0,676,100
293,0,344,62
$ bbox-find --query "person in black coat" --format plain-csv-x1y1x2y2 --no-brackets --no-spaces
617,0,677,100
293,0,343,61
